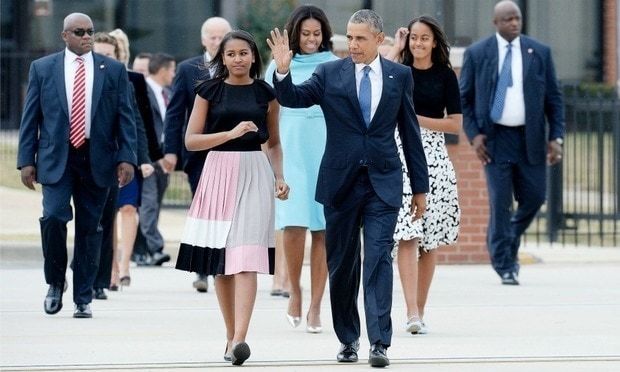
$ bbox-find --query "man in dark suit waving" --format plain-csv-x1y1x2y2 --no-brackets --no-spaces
17,13,136,318
268,9,428,367
460,0,564,285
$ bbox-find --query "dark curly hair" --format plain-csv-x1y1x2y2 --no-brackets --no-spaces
401,15,451,69
209,30,263,80
285,5,333,55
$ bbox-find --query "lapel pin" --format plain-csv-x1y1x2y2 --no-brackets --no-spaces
527,48,533,54
388,75,394,79
99,64,105,69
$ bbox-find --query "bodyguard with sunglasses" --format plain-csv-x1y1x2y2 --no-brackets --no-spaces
17,13,137,318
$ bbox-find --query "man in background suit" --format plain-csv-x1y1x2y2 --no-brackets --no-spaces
460,0,564,285
268,9,428,367
138,52,176,266
163,16,231,292
17,13,136,318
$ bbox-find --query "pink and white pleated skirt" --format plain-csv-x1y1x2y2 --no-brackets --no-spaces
175,151,275,276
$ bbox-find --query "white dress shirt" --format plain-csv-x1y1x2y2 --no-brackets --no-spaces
275,53,384,124
146,77,167,121
355,54,383,122
205,51,215,76
64,48,93,138
496,33,525,126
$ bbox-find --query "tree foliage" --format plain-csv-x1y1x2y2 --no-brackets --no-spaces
237,0,298,76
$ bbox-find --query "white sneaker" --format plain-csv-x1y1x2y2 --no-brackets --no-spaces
406,316,422,333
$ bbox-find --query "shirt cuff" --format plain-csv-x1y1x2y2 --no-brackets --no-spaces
275,71,289,81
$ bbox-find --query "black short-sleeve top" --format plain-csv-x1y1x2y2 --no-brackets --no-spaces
411,64,462,119
195,78,276,151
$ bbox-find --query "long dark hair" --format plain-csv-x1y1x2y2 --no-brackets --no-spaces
401,15,451,69
285,5,333,55
209,30,263,80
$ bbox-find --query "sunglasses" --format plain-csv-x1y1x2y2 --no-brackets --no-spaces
70,28,95,37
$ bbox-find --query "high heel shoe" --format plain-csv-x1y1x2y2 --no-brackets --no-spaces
119,276,131,290
224,342,232,362
231,342,251,366
306,314,322,334
406,315,423,334
286,313,301,328
109,272,119,291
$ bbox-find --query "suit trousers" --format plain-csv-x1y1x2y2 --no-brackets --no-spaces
41,144,109,305
324,169,398,347
93,184,119,289
186,162,203,197
485,125,546,276
138,163,169,254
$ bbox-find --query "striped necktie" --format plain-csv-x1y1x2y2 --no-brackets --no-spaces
69,56,86,148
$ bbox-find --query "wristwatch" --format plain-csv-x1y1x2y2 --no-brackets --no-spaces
554,138,564,146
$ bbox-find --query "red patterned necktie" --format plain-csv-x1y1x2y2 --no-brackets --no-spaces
69,56,86,148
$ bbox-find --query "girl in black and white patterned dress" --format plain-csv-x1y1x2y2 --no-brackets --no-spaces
387,15,461,335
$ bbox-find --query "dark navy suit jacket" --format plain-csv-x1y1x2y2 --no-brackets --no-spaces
460,35,564,165
164,55,210,172
274,56,428,208
128,71,161,162
17,51,137,187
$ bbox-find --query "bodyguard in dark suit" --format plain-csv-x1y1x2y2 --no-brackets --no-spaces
460,0,564,285
17,13,136,318
268,10,428,367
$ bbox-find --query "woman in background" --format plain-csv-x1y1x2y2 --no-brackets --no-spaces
265,4,338,334
103,30,156,290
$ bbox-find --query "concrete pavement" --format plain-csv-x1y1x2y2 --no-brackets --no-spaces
1,186,620,371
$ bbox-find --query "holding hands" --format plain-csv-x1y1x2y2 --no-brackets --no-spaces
266,28,293,74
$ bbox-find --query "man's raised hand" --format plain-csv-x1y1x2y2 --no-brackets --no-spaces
266,28,293,75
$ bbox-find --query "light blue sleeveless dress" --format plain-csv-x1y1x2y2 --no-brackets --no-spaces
265,51,338,231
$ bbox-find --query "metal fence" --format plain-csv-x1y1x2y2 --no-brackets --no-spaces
2,84,618,246
526,85,620,247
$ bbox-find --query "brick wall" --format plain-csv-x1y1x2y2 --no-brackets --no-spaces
437,51,490,265
436,138,490,264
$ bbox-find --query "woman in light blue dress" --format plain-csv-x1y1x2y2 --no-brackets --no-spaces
265,4,338,333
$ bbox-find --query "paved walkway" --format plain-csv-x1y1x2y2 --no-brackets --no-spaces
1,186,620,371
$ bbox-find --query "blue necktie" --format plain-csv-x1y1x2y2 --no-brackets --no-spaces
490,43,513,122
359,65,372,127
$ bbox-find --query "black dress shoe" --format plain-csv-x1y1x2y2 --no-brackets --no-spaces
93,288,107,300
337,340,359,363
368,343,390,367
73,304,92,318
501,271,520,285
133,254,150,266
44,283,64,314
149,252,171,266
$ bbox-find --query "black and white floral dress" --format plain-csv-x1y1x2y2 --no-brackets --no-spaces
393,64,461,253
